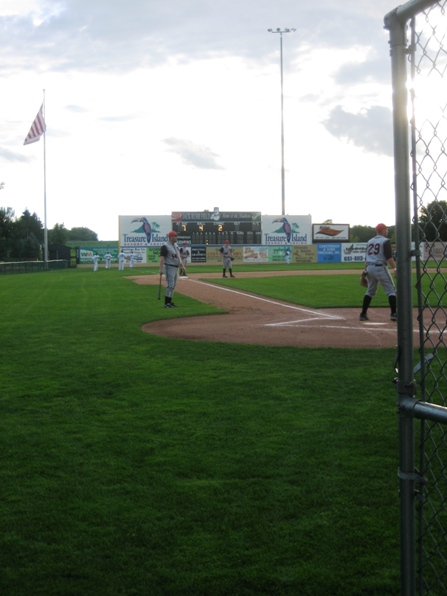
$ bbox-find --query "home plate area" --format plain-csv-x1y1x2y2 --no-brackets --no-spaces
133,271,412,349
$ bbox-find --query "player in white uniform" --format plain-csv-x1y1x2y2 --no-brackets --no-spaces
179,242,189,276
360,223,397,321
159,231,185,307
129,251,136,268
118,250,126,271
92,253,100,271
104,252,112,269
220,240,235,278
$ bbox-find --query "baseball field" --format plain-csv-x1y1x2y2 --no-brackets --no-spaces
1,264,402,595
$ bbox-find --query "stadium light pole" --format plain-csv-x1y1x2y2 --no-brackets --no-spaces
268,27,295,216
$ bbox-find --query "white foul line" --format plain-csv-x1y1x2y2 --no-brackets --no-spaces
191,279,343,321
265,317,333,326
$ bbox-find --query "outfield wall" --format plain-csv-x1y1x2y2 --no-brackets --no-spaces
78,242,370,265
78,241,428,265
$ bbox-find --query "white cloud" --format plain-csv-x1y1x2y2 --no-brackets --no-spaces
324,105,393,156
163,138,224,170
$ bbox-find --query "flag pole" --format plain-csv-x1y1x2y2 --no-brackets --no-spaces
23,96,47,265
43,89,48,268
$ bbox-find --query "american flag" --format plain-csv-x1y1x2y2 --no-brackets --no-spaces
23,104,46,145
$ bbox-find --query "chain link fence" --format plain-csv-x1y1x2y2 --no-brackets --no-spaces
0,260,68,274
411,3,447,592
385,1,447,594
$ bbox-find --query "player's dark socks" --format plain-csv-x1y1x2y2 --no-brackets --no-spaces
389,295,397,315
361,295,372,316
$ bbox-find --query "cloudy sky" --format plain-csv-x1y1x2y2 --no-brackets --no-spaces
1,0,398,240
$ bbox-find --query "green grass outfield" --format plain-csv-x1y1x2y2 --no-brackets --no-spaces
1,265,401,595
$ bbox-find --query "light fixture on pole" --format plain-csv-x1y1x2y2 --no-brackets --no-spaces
268,27,295,216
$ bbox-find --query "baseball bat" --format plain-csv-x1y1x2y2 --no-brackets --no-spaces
157,273,162,300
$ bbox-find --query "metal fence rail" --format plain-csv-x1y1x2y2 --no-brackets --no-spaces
385,1,447,594
0,260,68,274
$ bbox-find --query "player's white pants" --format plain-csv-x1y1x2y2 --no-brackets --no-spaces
366,264,396,297
164,265,178,298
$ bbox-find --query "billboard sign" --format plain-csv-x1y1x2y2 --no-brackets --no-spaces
317,243,341,262
262,215,312,245
119,215,172,249
341,243,367,263
312,224,350,242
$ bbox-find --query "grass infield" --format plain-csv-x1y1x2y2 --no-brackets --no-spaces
0,266,400,595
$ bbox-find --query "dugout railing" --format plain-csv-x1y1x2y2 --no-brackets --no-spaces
384,1,447,594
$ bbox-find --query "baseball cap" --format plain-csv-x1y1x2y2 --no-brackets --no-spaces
168,231,177,238
375,223,388,233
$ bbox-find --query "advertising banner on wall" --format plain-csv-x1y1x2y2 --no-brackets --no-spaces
122,247,145,264
341,243,367,263
146,247,162,264
118,216,173,263
317,243,341,262
206,246,244,264
312,224,350,242
79,247,119,264
261,215,312,245
191,247,207,263
295,245,317,263
422,241,446,261
119,216,172,246
243,246,270,262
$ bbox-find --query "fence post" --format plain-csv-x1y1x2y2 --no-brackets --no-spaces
384,9,416,595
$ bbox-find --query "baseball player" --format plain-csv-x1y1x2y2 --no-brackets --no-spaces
359,223,397,322
92,252,101,272
179,241,190,276
104,252,112,269
159,231,185,307
118,249,126,271
219,239,235,278
129,250,136,268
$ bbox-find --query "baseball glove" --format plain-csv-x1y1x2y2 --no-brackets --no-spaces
230,256,234,261
359,270,368,287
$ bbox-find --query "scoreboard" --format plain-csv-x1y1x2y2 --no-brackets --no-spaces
171,209,262,245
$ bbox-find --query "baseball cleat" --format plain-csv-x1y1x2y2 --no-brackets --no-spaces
390,313,397,321
359,314,369,321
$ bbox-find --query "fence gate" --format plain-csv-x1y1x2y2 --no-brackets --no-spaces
384,1,447,594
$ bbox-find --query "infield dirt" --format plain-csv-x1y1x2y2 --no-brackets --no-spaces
130,270,416,349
